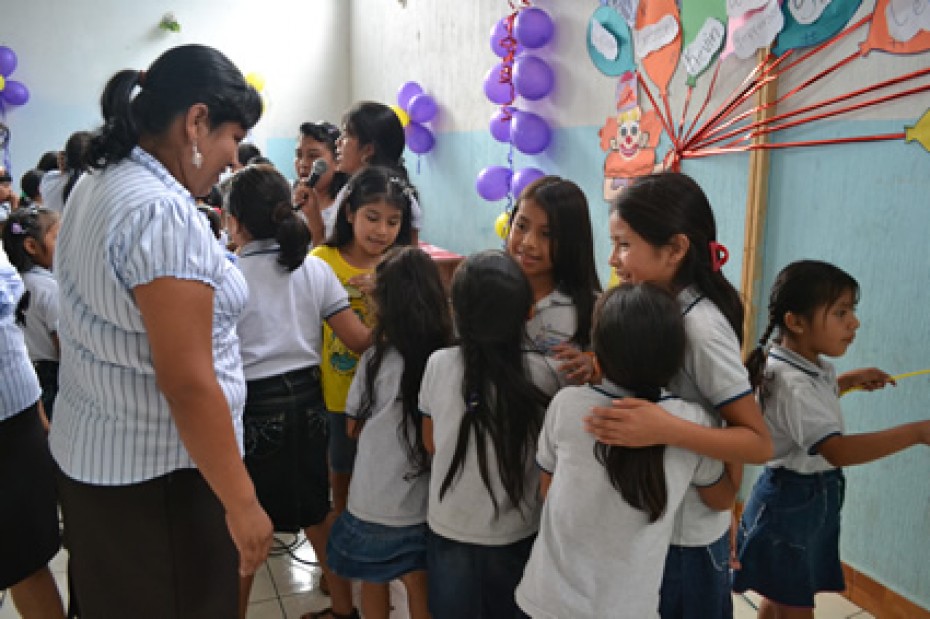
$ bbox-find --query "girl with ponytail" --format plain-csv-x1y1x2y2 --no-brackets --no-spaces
516,283,735,618
420,250,564,619
228,163,371,619
587,172,773,619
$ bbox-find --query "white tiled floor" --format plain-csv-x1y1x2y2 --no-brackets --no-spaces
1,533,873,618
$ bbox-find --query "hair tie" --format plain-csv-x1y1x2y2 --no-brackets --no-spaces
709,241,729,272
9,222,25,235
465,391,480,414
137,70,147,88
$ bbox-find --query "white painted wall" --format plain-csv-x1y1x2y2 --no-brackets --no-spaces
2,0,350,178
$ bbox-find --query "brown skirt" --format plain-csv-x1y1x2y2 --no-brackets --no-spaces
57,466,239,618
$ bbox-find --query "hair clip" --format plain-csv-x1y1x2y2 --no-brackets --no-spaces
709,241,729,272
9,222,25,235
465,391,480,414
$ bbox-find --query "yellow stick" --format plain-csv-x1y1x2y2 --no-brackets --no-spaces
841,368,930,395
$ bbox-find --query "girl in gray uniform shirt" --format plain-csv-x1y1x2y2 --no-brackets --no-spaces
421,250,563,619
326,246,452,619
734,261,930,618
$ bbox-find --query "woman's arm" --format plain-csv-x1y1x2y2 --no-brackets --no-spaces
326,307,372,354
586,394,773,464
134,278,272,576
818,421,930,467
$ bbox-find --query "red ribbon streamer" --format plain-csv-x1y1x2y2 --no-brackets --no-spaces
682,132,907,158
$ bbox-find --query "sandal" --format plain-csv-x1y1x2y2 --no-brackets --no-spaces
300,608,360,619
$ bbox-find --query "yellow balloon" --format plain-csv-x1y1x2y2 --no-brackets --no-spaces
607,269,621,288
905,109,930,154
0,75,5,91
390,104,410,127
245,72,266,92
494,211,511,240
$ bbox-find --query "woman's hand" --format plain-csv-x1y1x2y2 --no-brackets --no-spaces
293,181,325,245
225,497,274,576
584,397,681,447
551,343,595,385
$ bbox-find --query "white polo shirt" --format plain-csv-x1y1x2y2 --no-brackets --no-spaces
20,266,59,362
235,239,349,381
526,288,578,355
39,170,67,213
516,381,723,619
346,347,429,526
761,344,842,474
668,286,753,547
420,346,563,545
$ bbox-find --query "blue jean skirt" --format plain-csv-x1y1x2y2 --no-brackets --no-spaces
732,467,845,607
326,510,427,583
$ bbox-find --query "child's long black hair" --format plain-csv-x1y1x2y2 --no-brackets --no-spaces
612,172,744,344
511,176,602,348
353,247,452,475
439,250,553,516
327,165,413,248
745,260,859,389
228,164,310,272
592,283,686,523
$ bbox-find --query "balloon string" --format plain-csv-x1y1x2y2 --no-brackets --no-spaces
677,86,694,146
696,50,860,149
637,71,678,152
498,10,520,121
682,60,722,147
684,14,870,152
841,368,930,396
700,73,930,152
682,132,906,158
684,52,782,151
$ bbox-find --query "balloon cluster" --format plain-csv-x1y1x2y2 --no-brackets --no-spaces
392,82,438,155
0,47,30,110
477,6,554,216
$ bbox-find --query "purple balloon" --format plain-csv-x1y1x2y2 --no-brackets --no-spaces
405,122,435,154
490,18,523,58
514,7,554,49
510,111,551,155
407,93,438,124
397,81,424,110
0,46,17,77
1,80,29,106
483,63,514,106
513,54,554,101
511,167,546,199
476,166,513,201
489,107,514,143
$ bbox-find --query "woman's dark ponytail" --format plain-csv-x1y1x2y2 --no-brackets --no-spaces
86,70,140,169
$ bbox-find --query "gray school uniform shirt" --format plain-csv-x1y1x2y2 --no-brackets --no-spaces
668,286,752,547
515,381,723,619
20,266,59,362
420,346,563,545
760,344,843,474
346,346,429,526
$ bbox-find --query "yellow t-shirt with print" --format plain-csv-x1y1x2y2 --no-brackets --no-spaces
310,245,373,412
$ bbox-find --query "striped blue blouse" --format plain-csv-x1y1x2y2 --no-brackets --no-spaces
49,147,249,485
0,262,41,420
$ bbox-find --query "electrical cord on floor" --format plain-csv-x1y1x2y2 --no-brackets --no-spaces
270,533,320,567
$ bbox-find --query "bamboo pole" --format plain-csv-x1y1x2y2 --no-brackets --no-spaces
740,50,779,358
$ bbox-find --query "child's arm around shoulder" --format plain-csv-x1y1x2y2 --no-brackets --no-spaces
696,461,739,511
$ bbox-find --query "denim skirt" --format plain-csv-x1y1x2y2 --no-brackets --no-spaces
732,467,845,607
326,510,428,583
